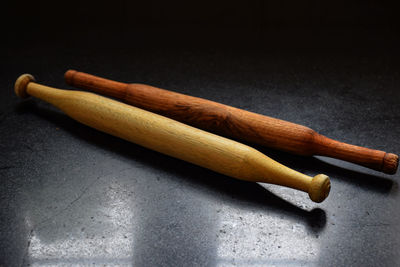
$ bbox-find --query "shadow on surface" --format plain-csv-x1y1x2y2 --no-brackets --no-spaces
15,100,329,232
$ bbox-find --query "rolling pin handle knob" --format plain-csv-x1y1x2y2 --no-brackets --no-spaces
15,74,35,98
308,174,331,203
382,153,399,175
64,70,77,85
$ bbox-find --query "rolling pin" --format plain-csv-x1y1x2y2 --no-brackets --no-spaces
15,74,331,202
64,70,398,174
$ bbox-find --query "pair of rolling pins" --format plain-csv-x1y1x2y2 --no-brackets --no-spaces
14,70,398,203
15,74,330,203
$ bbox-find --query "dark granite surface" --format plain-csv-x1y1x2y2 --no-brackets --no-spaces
1,1,400,266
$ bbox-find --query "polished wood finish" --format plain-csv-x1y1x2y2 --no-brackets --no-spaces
15,74,331,202
65,70,398,174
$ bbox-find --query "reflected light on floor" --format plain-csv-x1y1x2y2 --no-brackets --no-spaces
216,206,320,266
27,177,135,266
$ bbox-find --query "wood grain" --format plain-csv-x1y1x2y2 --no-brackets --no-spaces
65,70,398,174
15,74,331,203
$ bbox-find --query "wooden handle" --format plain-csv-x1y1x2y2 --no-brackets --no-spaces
15,74,331,203
65,70,398,174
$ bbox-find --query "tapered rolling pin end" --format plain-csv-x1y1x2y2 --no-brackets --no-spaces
308,174,330,203
382,153,399,175
64,69,77,85
15,74,35,98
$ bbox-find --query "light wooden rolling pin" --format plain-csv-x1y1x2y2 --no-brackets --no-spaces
15,74,331,202
64,70,398,174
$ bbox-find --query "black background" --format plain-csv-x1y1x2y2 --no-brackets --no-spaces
1,1,400,266
2,0,400,50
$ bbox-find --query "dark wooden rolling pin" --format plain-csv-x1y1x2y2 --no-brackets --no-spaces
65,70,398,174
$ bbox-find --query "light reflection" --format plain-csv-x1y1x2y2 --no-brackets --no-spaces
27,173,135,266
216,205,320,266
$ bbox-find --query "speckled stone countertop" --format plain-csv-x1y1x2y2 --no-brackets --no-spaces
1,24,400,266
